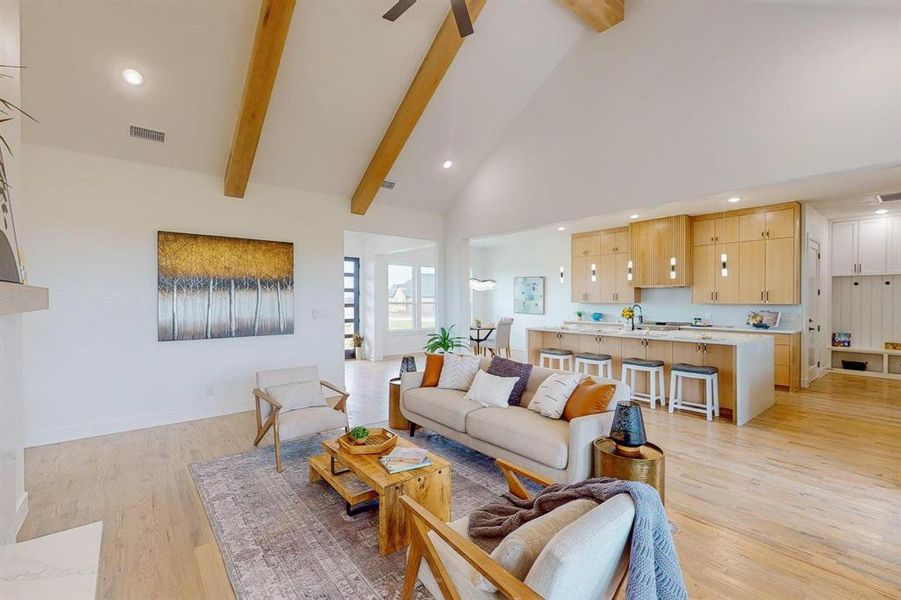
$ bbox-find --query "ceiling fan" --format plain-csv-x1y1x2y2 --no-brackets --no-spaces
383,0,475,37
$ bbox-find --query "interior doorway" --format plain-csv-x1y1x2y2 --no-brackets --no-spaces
805,238,823,384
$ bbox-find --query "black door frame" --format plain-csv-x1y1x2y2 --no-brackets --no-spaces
344,257,361,359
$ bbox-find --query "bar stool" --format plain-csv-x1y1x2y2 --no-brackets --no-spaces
574,352,613,378
669,363,719,421
621,358,666,409
539,348,573,370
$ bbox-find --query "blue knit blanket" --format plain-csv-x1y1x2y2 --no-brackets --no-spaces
468,477,687,600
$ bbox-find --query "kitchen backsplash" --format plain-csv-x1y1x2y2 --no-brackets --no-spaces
575,287,802,330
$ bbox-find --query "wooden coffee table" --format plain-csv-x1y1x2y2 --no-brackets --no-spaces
309,436,451,556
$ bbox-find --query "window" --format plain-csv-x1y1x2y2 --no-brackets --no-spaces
344,258,360,357
387,263,437,331
388,264,414,331
420,266,436,330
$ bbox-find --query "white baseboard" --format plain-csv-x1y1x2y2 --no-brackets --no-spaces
25,399,253,448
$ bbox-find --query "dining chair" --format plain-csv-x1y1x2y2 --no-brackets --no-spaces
485,317,514,358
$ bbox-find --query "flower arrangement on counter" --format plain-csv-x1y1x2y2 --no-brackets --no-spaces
621,307,634,320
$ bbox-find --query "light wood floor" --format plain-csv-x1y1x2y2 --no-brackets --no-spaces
19,365,901,599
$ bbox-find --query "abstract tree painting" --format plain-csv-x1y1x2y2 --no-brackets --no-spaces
158,231,294,341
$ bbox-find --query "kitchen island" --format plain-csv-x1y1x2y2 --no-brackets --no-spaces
527,325,774,425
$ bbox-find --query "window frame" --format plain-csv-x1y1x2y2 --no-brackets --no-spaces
344,257,360,358
386,262,437,333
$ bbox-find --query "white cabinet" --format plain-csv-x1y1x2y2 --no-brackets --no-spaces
888,215,901,274
831,220,857,276
831,217,893,276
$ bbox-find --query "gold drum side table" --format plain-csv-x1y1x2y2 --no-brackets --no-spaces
593,436,665,504
388,377,410,430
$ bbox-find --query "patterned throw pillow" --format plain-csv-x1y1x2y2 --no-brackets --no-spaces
527,373,582,419
437,354,482,391
486,356,533,406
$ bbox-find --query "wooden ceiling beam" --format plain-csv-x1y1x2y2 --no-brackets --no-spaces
350,0,486,216
558,0,624,33
224,0,296,198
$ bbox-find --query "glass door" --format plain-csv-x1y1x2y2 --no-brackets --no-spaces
344,257,360,359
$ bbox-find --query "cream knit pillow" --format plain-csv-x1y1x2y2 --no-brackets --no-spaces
437,354,482,391
527,373,582,419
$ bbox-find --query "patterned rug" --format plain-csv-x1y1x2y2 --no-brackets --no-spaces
190,426,515,599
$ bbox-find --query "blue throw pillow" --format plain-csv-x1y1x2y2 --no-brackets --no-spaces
486,356,533,406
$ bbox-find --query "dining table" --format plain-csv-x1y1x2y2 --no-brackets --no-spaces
469,324,495,355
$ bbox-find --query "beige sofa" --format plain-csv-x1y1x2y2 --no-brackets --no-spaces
400,357,631,484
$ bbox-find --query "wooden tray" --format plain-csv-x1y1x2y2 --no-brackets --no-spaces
337,428,398,455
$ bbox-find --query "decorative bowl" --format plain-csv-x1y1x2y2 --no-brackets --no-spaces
591,312,602,321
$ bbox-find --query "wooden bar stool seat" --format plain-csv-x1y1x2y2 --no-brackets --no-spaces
574,352,613,378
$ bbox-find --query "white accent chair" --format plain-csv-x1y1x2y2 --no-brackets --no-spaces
484,317,514,358
401,459,634,600
253,366,349,472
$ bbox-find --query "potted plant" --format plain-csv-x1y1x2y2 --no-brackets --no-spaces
424,325,468,354
348,426,370,445
352,333,364,360
576,310,585,321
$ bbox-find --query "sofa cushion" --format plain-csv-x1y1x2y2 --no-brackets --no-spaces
266,380,326,412
417,515,499,600
476,499,597,592
562,380,617,421
464,370,520,408
486,357,533,406
527,373,582,419
438,354,482,391
422,354,444,387
277,406,347,440
404,386,484,433
466,407,569,470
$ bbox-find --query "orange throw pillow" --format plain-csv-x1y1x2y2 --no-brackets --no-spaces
562,380,616,421
422,354,444,387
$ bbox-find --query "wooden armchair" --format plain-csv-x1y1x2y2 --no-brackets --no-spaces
253,366,349,472
402,458,634,600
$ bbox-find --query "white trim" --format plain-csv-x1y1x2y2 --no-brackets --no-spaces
2,492,28,544
25,399,252,448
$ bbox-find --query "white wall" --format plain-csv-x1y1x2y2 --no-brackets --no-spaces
446,0,901,328
469,229,803,354
0,0,28,544
20,144,443,446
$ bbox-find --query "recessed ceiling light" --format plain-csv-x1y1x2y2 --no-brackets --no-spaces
442,160,453,169
122,68,144,86
629,214,639,219
875,208,888,215
557,226,566,231
728,197,741,203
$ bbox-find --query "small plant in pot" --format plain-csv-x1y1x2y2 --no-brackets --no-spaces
424,325,468,354
349,426,370,445
352,333,364,360
576,310,585,321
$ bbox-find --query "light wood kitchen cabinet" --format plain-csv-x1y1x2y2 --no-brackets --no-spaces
578,334,623,377
600,229,630,255
572,256,602,303
572,234,600,258
540,332,580,354
694,202,800,304
598,254,617,302
764,237,795,304
614,253,638,303
629,215,691,288
693,220,716,246
831,217,890,275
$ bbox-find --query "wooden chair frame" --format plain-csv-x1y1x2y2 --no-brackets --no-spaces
400,459,553,600
252,381,349,472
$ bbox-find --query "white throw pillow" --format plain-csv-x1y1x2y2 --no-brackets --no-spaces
266,380,325,411
464,370,520,407
437,354,482,391
475,499,598,592
527,373,582,419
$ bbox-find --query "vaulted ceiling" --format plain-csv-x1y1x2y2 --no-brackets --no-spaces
20,0,591,213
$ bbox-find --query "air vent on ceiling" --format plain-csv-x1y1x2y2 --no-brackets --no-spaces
129,125,166,144
876,192,901,203
381,180,396,190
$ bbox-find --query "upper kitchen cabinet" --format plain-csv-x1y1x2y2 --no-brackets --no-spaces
693,202,800,304
572,233,600,258
629,215,691,287
831,216,893,275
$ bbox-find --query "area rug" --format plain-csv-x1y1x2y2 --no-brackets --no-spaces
190,426,517,599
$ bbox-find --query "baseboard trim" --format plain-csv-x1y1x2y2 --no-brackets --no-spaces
25,399,253,448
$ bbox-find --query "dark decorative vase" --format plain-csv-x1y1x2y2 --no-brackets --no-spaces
399,356,417,376
609,401,647,457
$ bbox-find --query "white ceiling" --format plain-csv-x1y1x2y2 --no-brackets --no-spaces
19,0,585,212
471,163,901,246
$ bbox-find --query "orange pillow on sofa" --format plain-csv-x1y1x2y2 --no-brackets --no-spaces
422,354,444,387
562,380,616,421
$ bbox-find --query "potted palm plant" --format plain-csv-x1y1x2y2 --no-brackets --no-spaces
424,325,468,354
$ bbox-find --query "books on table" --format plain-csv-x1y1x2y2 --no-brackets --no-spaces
379,447,431,474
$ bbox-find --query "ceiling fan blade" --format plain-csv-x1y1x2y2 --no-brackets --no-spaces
450,0,474,37
382,0,416,22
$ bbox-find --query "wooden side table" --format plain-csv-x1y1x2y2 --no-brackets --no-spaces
593,437,666,504
388,377,410,430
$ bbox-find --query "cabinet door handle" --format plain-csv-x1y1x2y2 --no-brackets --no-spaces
715,290,719,302
761,231,765,238
760,289,764,302
703,344,708,353
765,290,770,302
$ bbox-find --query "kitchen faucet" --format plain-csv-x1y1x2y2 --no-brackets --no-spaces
630,304,643,330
